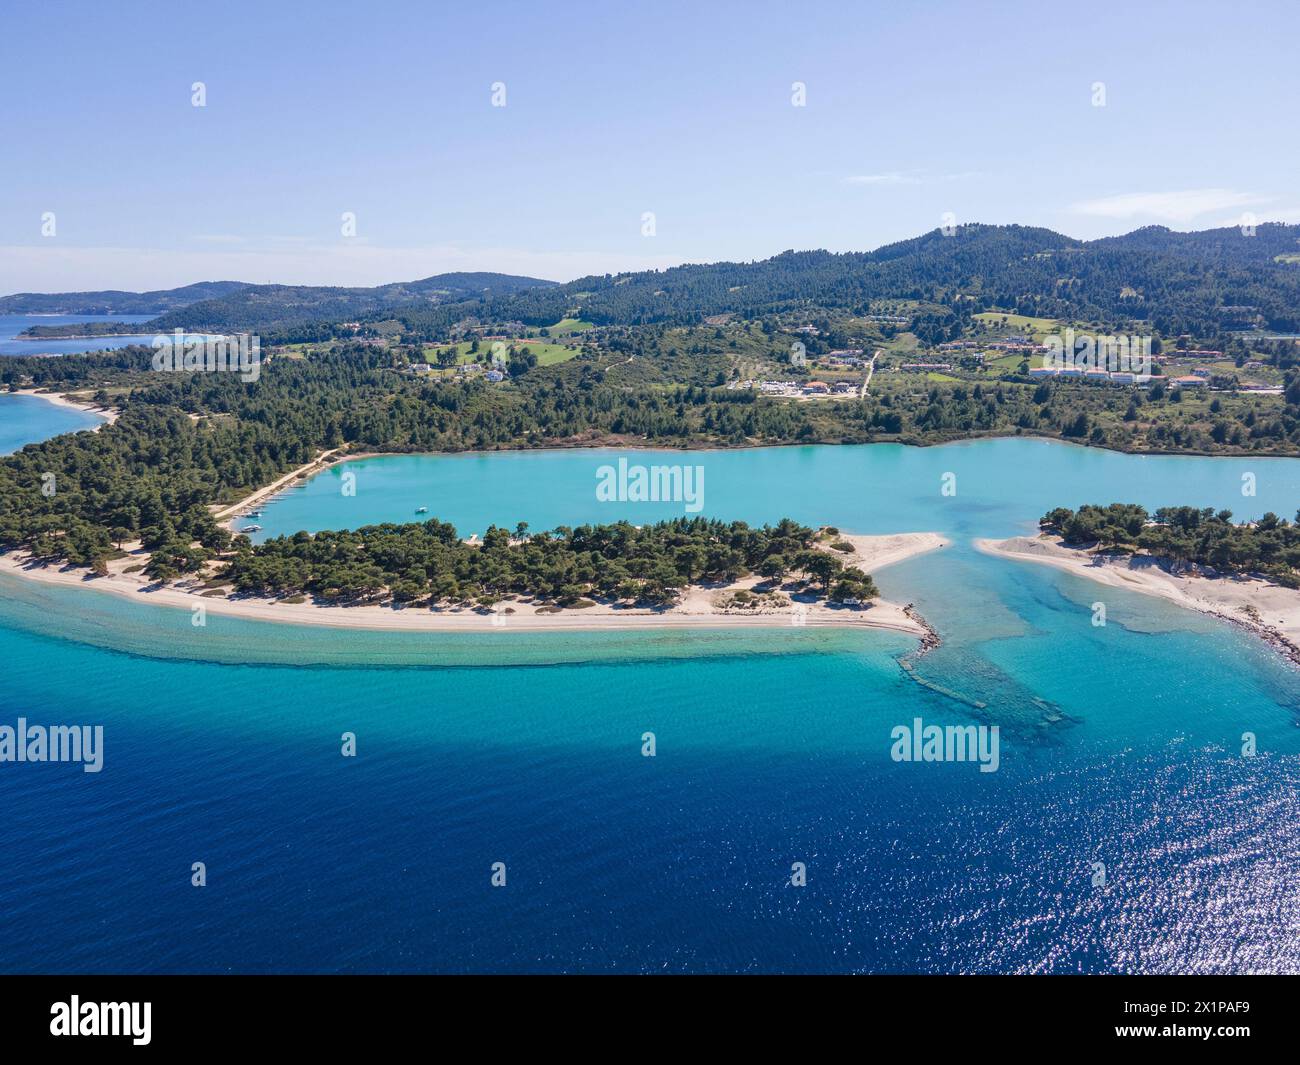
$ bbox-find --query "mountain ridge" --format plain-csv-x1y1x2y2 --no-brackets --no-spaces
7,223,1300,338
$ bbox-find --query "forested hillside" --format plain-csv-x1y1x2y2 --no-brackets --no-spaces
379,223,1300,339
0,281,249,315
11,224,1300,340
145,272,557,332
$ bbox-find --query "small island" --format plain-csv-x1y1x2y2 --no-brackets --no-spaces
16,321,150,340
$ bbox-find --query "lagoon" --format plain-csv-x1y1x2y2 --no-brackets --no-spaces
247,437,1300,544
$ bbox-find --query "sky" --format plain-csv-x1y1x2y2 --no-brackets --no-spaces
1,0,1298,293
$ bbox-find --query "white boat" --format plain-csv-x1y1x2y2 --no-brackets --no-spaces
415,506,428,514
240,524,262,533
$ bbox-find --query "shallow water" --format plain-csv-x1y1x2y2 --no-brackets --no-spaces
246,437,1300,544
0,392,105,453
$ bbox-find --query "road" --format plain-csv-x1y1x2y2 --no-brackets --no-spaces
859,349,880,398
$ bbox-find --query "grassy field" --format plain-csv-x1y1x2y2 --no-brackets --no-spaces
423,340,579,367
973,311,1061,335
881,332,920,354
983,351,1032,375
541,318,594,335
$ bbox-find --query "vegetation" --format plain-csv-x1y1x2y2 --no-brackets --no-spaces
219,517,880,608
0,281,248,316
370,224,1300,341
1040,503,1300,587
6,223,1300,579
17,223,1300,343
4,335,1300,572
145,272,555,334
17,321,153,339
422,339,577,368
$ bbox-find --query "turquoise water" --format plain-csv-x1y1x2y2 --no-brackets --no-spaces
2,419,1299,973
0,392,106,453
0,313,155,356
246,438,1300,543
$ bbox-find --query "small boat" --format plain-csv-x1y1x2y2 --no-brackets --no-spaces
240,524,262,533
415,506,428,514
246,510,262,518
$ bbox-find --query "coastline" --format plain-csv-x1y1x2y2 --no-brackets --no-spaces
214,447,352,524
977,534,1300,665
0,531,947,637
10,387,118,427
13,332,154,341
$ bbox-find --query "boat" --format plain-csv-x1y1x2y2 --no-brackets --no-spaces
240,524,262,533
415,506,428,514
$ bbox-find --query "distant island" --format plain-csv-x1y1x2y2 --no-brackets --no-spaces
17,321,152,340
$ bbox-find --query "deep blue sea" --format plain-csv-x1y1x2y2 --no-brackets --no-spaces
1,416,1298,973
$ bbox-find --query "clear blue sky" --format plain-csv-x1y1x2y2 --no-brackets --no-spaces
2,0,1297,292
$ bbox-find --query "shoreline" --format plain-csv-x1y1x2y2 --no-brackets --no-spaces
977,534,1300,666
0,531,947,638
8,388,118,427
13,332,155,341
213,447,352,525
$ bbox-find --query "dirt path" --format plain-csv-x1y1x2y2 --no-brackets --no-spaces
213,448,344,521
859,350,880,398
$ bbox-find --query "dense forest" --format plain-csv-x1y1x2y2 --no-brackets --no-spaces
494,222,1300,337
480,224,1300,337
218,517,879,608
1040,503,1300,586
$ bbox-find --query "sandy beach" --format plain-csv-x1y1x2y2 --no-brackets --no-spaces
12,387,118,427
978,534,1300,664
0,531,947,637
